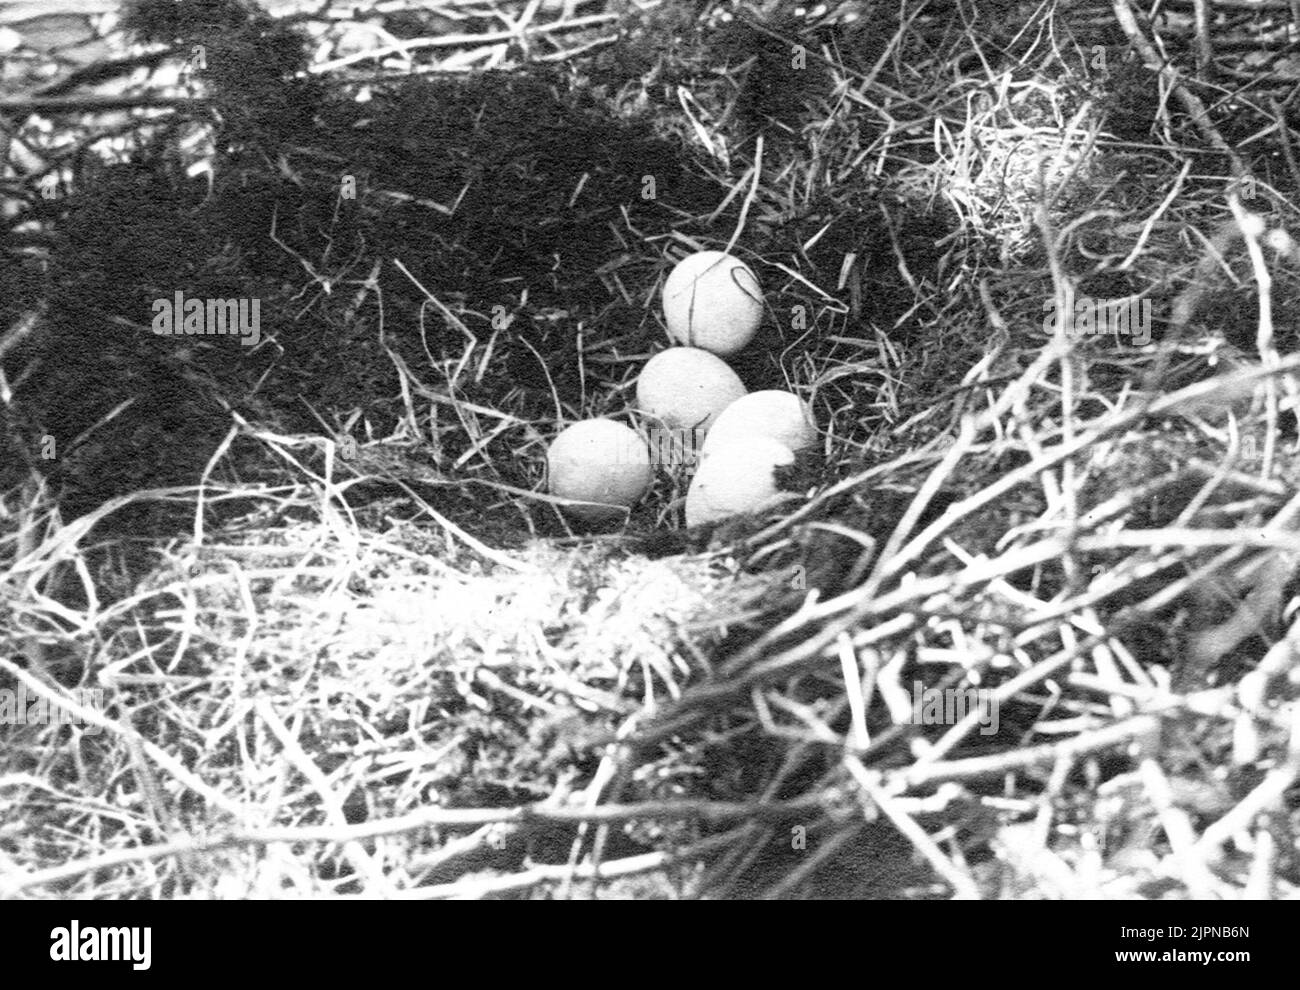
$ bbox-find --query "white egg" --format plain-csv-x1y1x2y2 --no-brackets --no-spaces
637,347,748,433
661,250,763,356
684,436,795,527
546,419,651,522
702,390,817,455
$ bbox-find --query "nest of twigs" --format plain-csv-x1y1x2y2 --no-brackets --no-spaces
3,0,1300,898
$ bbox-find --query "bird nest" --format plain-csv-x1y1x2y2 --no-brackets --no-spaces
3,0,1300,898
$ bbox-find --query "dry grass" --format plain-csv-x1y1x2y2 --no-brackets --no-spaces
3,0,1300,898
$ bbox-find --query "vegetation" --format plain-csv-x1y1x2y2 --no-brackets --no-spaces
2,0,1299,898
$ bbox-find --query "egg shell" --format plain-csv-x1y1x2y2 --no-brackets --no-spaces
637,347,748,433
701,390,817,455
685,436,795,527
547,419,651,522
661,250,763,356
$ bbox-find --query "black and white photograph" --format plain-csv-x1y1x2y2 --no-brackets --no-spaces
0,0,1296,930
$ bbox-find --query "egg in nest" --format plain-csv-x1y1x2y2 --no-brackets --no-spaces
661,250,764,357
684,435,795,526
702,389,816,455
546,419,651,522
